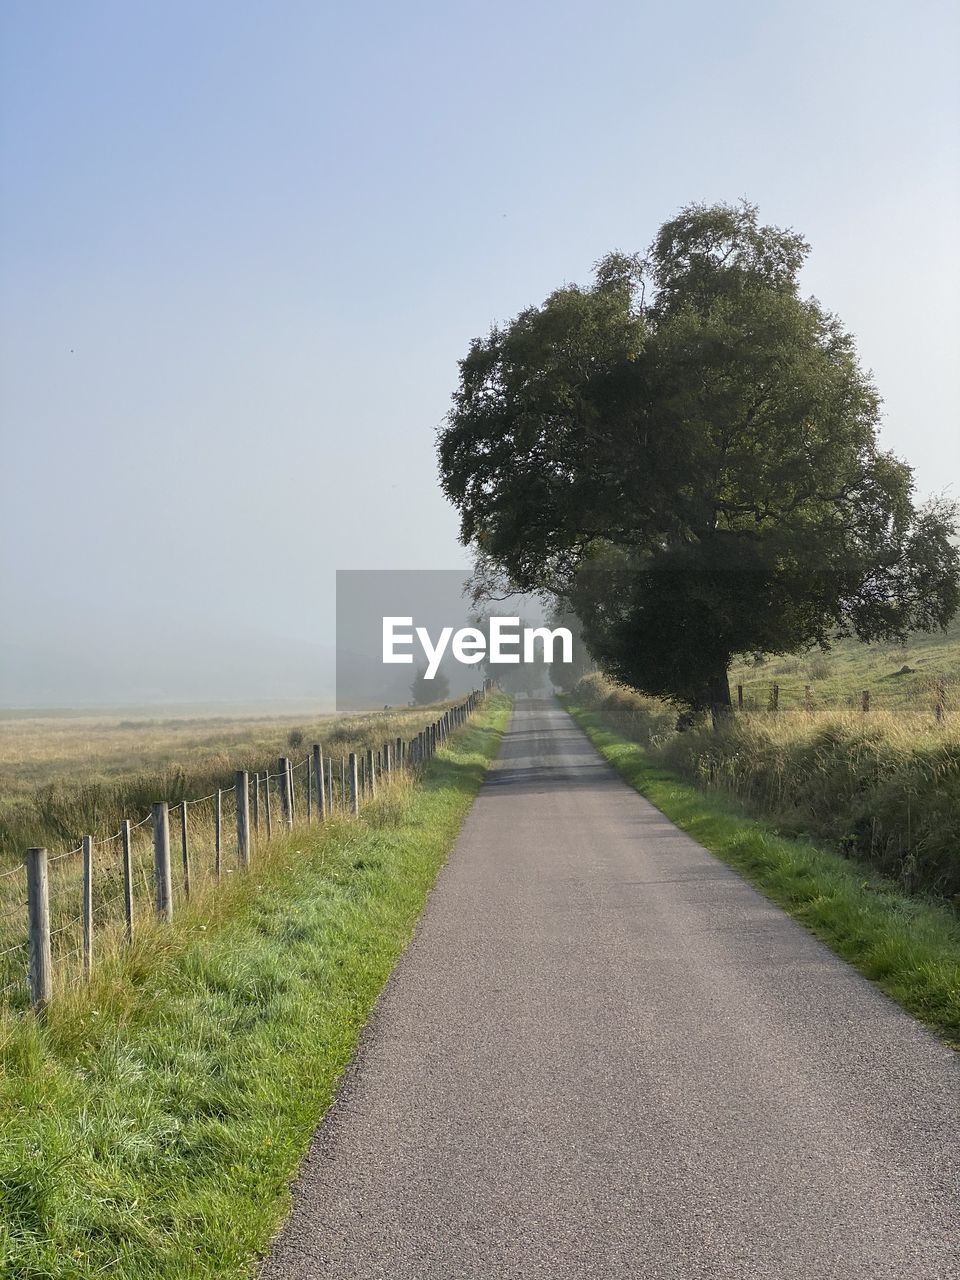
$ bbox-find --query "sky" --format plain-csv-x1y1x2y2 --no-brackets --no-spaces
1,0,958,706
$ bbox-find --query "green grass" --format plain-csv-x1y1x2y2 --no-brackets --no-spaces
565,700,960,1050
729,614,960,713
0,694,512,1280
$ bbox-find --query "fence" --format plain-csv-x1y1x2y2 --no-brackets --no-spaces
0,688,489,1013
734,676,949,721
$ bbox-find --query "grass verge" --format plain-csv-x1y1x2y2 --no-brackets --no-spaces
565,700,960,1050
0,694,512,1280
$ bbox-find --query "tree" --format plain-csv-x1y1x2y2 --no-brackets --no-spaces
410,664,449,705
544,598,595,693
472,612,549,696
438,201,959,724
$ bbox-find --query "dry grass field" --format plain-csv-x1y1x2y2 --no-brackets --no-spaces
0,696,482,1006
0,702,458,864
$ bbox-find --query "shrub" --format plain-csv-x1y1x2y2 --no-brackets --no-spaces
572,673,675,746
658,710,960,903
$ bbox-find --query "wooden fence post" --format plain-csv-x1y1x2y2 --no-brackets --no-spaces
180,801,191,899
340,757,346,811
215,789,223,879
81,835,93,982
121,819,134,944
320,747,330,814
384,743,392,775
348,752,359,816
26,847,52,1009
804,684,812,712
366,748,377,796
862,689,870,714
152,802,173,922
236,771,251,870
325,757,333,815
265,772,273,838
306,756,313,821
252,773,260,837
770,683,779,713
278,758,293,829
737,684,744,711
396,736,403,769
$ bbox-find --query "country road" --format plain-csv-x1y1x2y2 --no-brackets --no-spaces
261,696,960,1280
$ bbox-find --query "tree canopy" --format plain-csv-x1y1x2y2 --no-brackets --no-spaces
437,201,959,722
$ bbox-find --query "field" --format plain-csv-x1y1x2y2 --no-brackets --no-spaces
729,615,960,713
0,702,464,863
0,699,481,1009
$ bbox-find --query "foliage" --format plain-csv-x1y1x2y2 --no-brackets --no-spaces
571,673,675,743
439,201,959,722
545,599,595,692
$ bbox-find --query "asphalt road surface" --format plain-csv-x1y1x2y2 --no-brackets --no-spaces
261,696,960,1280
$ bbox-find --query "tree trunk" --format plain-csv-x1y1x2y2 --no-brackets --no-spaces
706,668,733,730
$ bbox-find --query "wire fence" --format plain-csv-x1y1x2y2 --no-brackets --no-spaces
1,688,489,1013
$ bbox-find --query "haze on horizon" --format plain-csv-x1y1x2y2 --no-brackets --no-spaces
1,0,958,708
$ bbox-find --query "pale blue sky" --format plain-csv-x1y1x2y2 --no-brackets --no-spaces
1,0,958,705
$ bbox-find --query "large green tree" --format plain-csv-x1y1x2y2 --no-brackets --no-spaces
437,202,959,724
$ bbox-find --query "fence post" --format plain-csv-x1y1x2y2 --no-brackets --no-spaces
152,802,173,922
936,676,946,724
121,819,134,943
384,743,392,775
366,748,377,796
325,757,333,813
348,752,359,815
26,847,52,1009
180,801,191,899
81,835,93,982
265,772,273,838
286,759,296,824
770,683,779,713
253,773,260,837
236,771,251,870
320,742,330,819
119,819,134,942
278,758,293,829
340,757,346,811
306,755,313,821
215,789,223,879
861,689,870,714
804,684,812,712
737,683,744,711
396,736,403,769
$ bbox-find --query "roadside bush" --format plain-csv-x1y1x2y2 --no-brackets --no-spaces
659,711,960,903
572,673,675,746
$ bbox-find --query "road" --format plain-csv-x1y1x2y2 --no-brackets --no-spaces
260,696,960,1279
